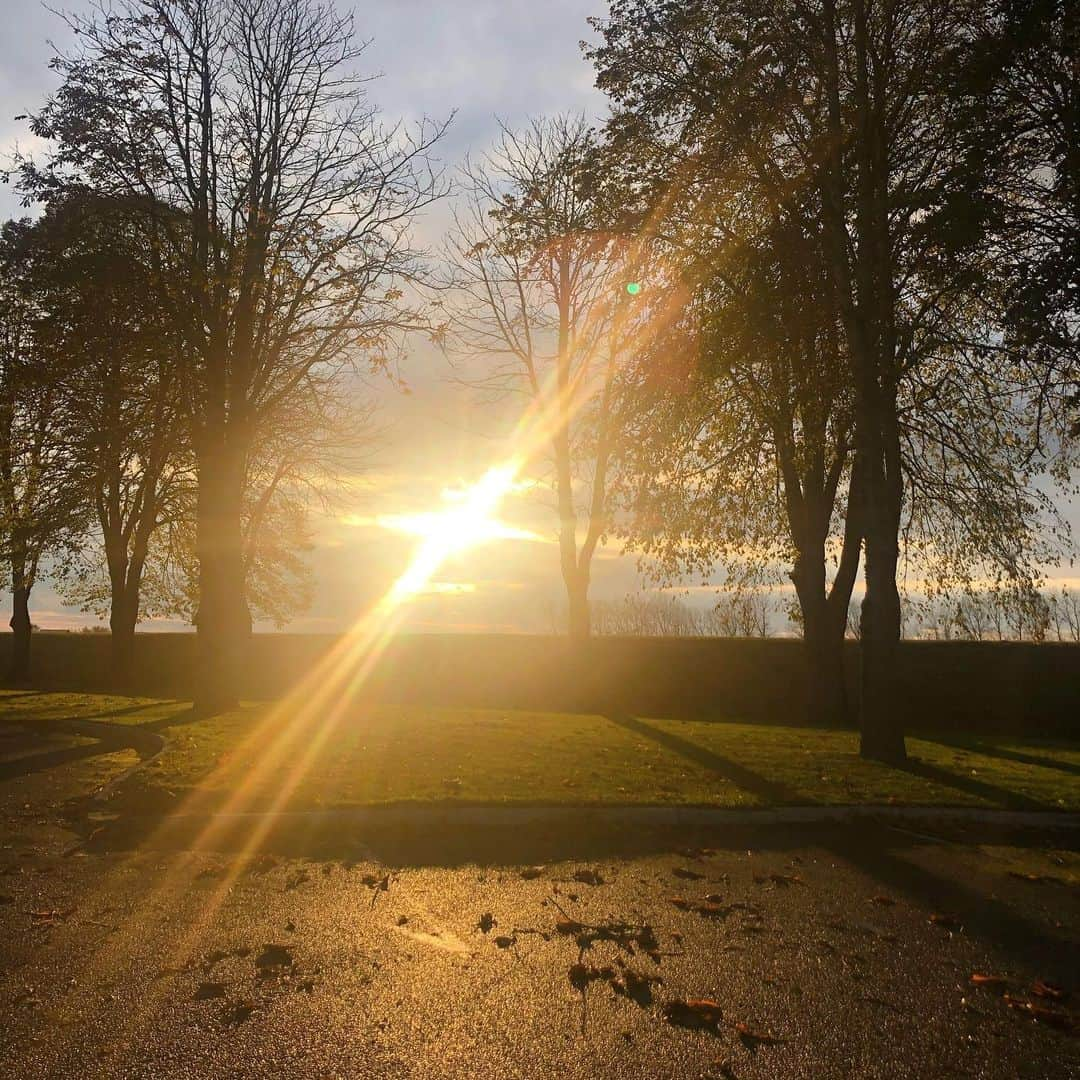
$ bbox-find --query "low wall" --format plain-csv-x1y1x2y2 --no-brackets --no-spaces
3,632,1079,736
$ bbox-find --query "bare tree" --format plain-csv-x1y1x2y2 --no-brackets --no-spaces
701,592,774,638
22,0,446,704
447,116,668,640
1051,587,1080,643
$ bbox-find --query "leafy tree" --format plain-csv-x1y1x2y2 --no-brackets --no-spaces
962,0,1078,437
20,0,446,705
28,193,190,683
612,194,862,725
0,220,87,679
587,0,1062,759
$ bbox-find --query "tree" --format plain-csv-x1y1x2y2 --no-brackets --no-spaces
964,0,1078,438
29,193,190,684
447,116,665,639
587,0,1061,759
72,378,374,633
611,193,862,725
0,220,86,680
21,0,446,706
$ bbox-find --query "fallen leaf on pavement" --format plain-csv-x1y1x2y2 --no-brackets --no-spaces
869,895,896,906
663,998,724,1032
568,962,615,992
520,866,545,880
193,981,227,1001
255,943,294,970
1004,994,1075,1031
1008,871,1064,886
673,867,705,880
477,912,496,934
611,968,661,1006
734,1021,783,1049
573,869,605,887
753,873,802,887
493,935,515,949
970,974,1008,989
1032,979,1068,1002
929,913,960,930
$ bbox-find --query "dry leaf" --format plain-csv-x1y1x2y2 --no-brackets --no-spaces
568,962,614,992
573,869,605,887
970,973,1008,989
1032,979,1068,1002
929,913,960,929
753,872,802,887
735,1021,782,1048
1004,994,1075,1030
663,997,724,1031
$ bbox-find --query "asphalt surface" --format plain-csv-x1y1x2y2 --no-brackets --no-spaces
0,726,1077,1078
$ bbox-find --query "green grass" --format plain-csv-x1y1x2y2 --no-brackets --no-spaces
1,690,1077,813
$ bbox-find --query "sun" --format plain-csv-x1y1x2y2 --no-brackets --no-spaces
379,460,537,605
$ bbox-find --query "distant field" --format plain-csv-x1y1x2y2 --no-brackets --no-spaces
1,690,1077,814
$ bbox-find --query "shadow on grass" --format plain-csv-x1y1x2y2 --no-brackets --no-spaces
900,757,1052,812
0,689,49,703
0,738,121,782
925,737,1080,779
1,699,172,727
602,711,798,804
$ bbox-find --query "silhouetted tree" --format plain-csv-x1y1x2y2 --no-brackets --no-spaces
962,0,1079,438
587,0,1063,759
611,196,861,725
29,193,190,684
0,220,86,679
20,0,446,706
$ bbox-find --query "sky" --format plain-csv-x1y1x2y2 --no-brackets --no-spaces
1,1,1077,635
0,0,663,634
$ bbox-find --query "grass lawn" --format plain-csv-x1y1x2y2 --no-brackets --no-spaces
0,690,1077,813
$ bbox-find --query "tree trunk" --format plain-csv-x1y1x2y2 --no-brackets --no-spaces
194,440,251,711
795,553,851,728
109,591,138,689
802,604,850,728
566,574,591,642
8,560,32,684
859,512,906,762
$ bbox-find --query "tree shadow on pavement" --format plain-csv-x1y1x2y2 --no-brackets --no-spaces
594,714,1074,960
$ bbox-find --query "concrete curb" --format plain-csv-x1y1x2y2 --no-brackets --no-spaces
136,804,1080,831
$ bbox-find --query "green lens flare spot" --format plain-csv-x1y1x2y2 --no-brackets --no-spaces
625,282,641,295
